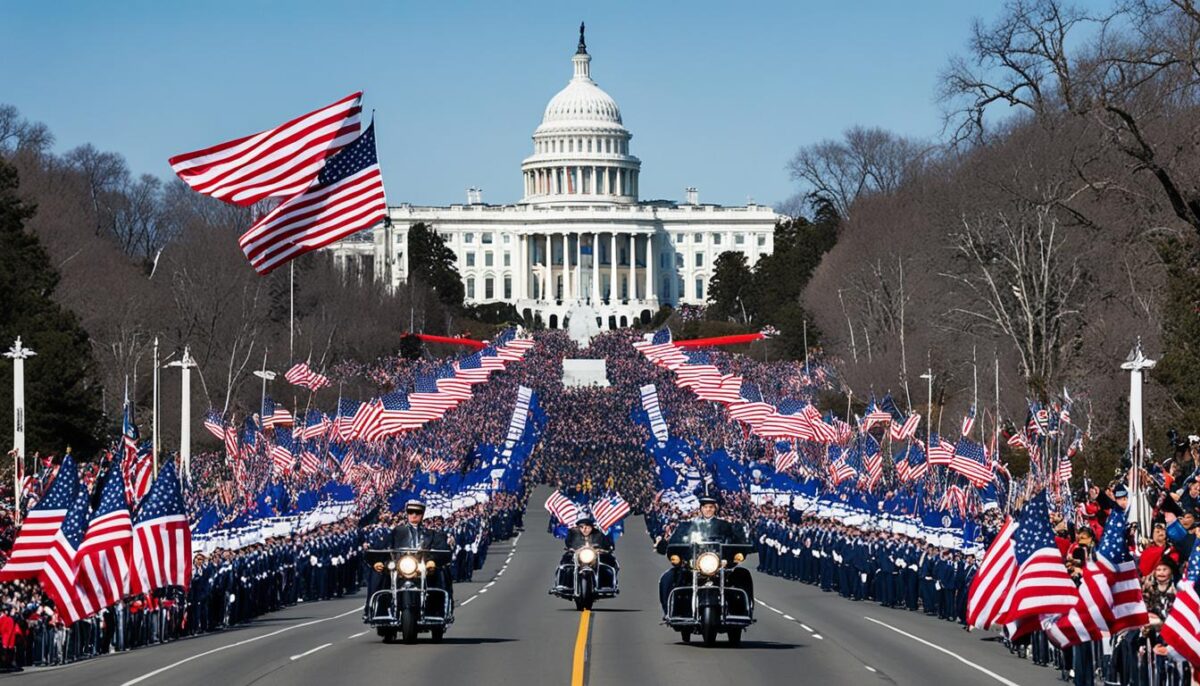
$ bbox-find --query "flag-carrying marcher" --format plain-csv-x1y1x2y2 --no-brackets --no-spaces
285,361,332,391
593,493,631,532
238,122,387,275
168,92,363,207
968,516,1017,629
130,461,193,594
39,489,93,625
545,491,580,526
1045,508,1148,647
1000,491,1078,639
73,457,134,621
0,455,79,581
1162,541,1200,668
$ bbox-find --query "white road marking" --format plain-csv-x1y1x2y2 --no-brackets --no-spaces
347,631,368,639
769,607,782,614
800,623,814,632
462,596,476,605
486,581,496,588
479,588,488,593
783,614,795,621
813,634,824,640
290,643,332,661
863,616,1020,686
866,666,878,673
121,607,360,685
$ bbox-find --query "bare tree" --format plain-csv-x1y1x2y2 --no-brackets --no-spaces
941,0,1200,234
0,104,53,155
787,126,933,219
942,200,1086,393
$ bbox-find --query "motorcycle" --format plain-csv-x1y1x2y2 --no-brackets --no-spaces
662,541,755,646
550,545,619,611
364,547,453,643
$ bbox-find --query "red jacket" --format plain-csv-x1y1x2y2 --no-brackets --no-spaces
0,614,20,649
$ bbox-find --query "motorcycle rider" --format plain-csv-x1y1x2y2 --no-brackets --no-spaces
372,500,454,607
557,515,617,590
658,495,754,617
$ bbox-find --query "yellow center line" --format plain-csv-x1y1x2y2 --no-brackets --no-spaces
571,609,592,686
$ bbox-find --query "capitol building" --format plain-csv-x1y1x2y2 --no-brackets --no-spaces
329,27,779,330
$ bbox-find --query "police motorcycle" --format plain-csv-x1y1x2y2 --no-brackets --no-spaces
663,539,756,645
550,516,619,611
364,545,454,644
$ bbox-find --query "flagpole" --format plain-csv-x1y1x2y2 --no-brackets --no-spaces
5,338,35,525
152,336,160,476
289,262,295,363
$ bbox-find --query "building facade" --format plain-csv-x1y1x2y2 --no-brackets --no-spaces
329,28,778,330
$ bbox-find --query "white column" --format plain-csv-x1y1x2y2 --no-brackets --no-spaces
5,338,34,523
609,232,617,302
645,232,655,301
591,233,600,303
167,347,196,482
628,233,636,300
514,234,524,301
577,232,585,300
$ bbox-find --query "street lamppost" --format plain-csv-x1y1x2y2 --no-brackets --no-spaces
4,338,35,524
1121,339,1156,538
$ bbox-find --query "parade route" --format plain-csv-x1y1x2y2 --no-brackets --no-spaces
10,489,1062,686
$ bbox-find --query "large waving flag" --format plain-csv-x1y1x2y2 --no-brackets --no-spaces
545,491,580,526
1000,491,1078,639
238,121,386,275
1162,540,1200,668
73,459,134,622
593,493,631,532
130,461,192,594
0,454,79,581
39,489,93,625
168,92,363,207
968,516,1017,629
1046,508,1147,646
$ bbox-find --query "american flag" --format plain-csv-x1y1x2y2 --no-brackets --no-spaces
298,409,332,440
349,398,384,440
410,373,460,416
130,461,192,594
727,381,777,425
1162,541,1200,668
949,438,993,487
961,406,976,437
40,489,93,625
862,440,883,487
633,329,686,368
453,353,491,383
828,447,857,486
285,361,332,391
124,446,153,507
545,491,580,526
299,443,323,476
889,412,921,441
223,422,240,461
203,411,225,440
73,458,134,621
362,391,427,440
925,432,955,465
1006,428,1031,451
968,516,1017,629
809,408,841,444
435,363,474,400
1000,491,1078,639
774,442,799,473
261,397,293,429
168,92,363,207
1046,508,1148,646
755,399,815,439
0,455,79,581
896,443,928,482
700,373,745,405
270,430,295,475
593,493,631,532
861,401,892,430
120,400,140,477
238,121,386,275
332,398,362,441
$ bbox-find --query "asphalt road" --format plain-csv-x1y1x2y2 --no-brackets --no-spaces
18,489,1060,686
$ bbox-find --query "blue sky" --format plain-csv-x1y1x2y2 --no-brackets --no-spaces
0,1,1098,208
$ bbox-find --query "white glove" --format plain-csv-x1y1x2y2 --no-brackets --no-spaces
310,555,318,566
935,581,942,590
896,561,907,570
860,573,868,583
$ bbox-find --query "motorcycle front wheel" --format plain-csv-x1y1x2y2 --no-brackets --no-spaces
700,606,719,647
574,574,594,611
401,609,419,644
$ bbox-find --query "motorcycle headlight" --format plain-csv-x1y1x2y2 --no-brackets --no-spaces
696,551,721,576
398,555,419,577
577,547,597,565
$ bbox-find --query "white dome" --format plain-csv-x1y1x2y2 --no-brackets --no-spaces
541,79,622,126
